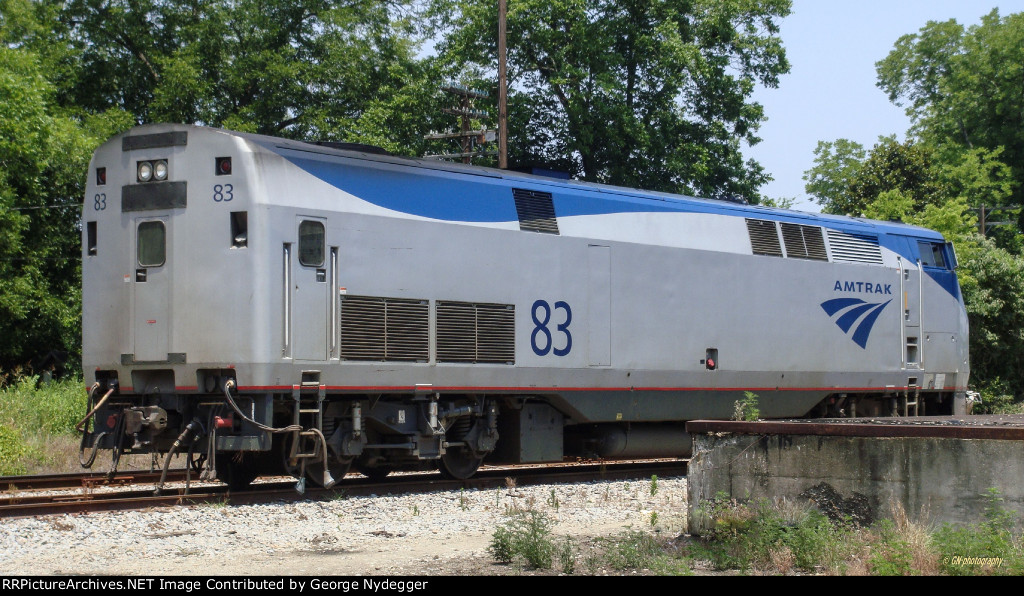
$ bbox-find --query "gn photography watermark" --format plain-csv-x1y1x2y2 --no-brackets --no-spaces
942,555,1003,569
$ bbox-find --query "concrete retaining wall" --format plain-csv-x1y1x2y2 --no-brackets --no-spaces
687,433,1024,535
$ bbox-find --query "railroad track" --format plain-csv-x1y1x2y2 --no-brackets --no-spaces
0,470,191,492
0,459,686,519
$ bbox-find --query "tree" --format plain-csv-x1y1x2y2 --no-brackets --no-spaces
10,0,447,154
0,45,131,372
876,9,1024,205
803,138,866,215
430,0,791,201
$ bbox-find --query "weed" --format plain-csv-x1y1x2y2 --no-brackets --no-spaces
864,521,909,575
460,487,468,511
548,488,559,511
650,474,659,496
650,511,659,527
0,424,28,476
690,495,852,573
607,530,662,570
558,536,577,574
488,510,556,570
732,391,761,421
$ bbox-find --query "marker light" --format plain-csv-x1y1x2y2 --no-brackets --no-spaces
96,167,106,185
216,156,232,176
137,161,153,182
154,160,168,181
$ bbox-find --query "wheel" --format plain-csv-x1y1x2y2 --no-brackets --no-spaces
438,447,483,480
215,452,260,491
305,457,352,488
354,460,392,482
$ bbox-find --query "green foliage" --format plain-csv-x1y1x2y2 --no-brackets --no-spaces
867,519,915,576
933,489,1024,575
429,0,792,202
488,510,556,569
0,46,131,370
605,529,662,571
957,240,1024,402
733,391,760,422
557,536,577,574
0,375,85,473
650,474,658,496
759,196,797,209
0,424,28,476
26,0,439,147
692,496,853,573
876,9,1024,206
803,138,867,214
0,375,84,436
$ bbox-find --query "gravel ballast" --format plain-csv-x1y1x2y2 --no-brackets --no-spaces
0,476,688,576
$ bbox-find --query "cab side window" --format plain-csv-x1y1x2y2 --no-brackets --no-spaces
918,241,947,269
138,221,166,267
298,220,324,267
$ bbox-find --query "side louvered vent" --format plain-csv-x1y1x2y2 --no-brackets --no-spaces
437,301,515,364
827,230,884,265
340,296,428,361
512,188,559,234
780,223,828,261
746,219,782,257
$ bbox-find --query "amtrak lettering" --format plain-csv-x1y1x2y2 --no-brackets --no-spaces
833,280,893,294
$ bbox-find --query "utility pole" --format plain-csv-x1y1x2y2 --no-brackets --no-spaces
423,85,497,163
498,0,508,169
974,205,1022,237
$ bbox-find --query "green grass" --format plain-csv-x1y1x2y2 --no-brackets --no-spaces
685,491,1024,575
488,509,694,575
0,375,87,475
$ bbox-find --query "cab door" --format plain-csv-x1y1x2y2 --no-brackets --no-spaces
291,218,329,361
898,250,922,370
132,216,170,362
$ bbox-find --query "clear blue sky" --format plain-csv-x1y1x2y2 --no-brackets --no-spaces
744,1,1024,212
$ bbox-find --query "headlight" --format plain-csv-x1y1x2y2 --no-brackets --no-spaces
154,160,168,181
137,161,153,183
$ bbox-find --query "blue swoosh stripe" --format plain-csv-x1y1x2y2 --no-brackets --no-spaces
821,298,866,317
850,300,891,348
834,302,878,333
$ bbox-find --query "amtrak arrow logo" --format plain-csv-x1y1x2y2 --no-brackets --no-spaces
820,298,891,349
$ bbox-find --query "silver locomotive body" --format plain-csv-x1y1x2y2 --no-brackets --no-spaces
80,124,969,487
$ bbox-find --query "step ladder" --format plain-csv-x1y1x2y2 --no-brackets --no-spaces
289,377,326,468
902,380,922,417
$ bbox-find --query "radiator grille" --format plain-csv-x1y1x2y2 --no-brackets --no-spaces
340,296,428,361
513,188,559,234
745,219,782,256
780,223,828,261
437,301,515,364
826,230,884,265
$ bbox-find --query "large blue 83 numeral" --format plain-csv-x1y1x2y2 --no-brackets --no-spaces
531,300,572,356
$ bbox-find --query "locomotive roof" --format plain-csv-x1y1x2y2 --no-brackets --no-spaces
114,124,945,242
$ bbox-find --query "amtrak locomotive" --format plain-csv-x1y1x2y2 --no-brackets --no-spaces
79,124,970,488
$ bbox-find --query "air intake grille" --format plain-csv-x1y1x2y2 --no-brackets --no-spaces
512,188,559,234
826,230,884,265
340,296,428,361
745,219,782,256
780,223,828,261
437,301,515,364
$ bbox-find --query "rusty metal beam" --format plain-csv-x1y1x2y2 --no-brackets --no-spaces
687,416,1024,441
